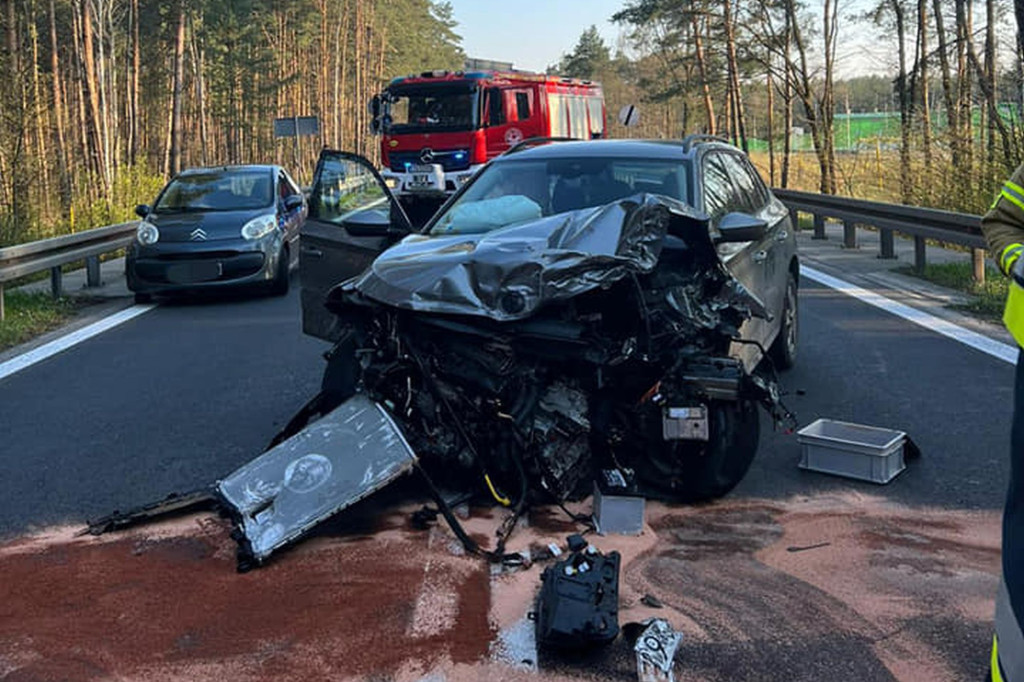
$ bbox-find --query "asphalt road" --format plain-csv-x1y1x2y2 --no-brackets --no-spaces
0,274,1012,537
736,278,1014,510
0,269,1012,682
0,287,330,538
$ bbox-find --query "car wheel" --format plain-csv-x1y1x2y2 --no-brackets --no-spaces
270,247,290,296
769,273,798,370
634,399,760,503
133,292,153,304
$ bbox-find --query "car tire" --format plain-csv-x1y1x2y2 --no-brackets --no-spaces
635,399,760,503
133,292,153,304
270,247,290,296
768,272,798,370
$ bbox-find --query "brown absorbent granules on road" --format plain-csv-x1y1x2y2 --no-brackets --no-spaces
628,494,1001,682
0,492,1003,682
0,511,491,682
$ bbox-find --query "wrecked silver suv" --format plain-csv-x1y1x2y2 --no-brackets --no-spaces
88,138,799,569
292,139,797,502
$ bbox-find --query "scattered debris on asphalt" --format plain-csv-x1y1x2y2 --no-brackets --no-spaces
786,541,832,553
633,618,683,682
593,468,645,536
797,419,921,484
534,534,621,650
640,594,664,609
12,494,999,681
217,394,418,570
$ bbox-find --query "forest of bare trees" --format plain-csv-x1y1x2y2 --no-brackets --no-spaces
4,0,1024,248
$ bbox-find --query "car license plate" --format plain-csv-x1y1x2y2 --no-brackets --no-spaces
166,261,221,284
408,163,442,192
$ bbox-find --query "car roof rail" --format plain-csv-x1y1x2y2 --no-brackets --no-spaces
504,136,579,155
681,133,730,153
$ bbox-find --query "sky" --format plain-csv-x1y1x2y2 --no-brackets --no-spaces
445,0,627,74
442,0,898,80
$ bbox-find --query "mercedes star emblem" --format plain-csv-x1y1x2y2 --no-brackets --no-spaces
419,148,435,164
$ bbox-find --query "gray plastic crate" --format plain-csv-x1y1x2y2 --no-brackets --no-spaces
797,418,907,484
593,480,645,535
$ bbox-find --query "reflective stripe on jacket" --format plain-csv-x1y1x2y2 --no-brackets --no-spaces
1004,240,1024,348
1006,277,1024,349
994,579,1024,681
984,164,1024,350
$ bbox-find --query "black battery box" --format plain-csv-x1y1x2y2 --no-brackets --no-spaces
534,537,621,649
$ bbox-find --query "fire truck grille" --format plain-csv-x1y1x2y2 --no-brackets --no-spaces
389,149,472,173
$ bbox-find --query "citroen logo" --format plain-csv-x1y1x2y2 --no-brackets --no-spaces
419,148,435,164
190,228,207,241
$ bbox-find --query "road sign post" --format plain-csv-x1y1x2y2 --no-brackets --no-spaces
274,116,320,169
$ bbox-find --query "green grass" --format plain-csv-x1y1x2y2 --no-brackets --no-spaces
0,290,84,352
898,261,1008,320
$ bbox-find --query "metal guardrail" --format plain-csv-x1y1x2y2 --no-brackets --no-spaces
0,190,997,322
0,221,138,321
773,188,989,282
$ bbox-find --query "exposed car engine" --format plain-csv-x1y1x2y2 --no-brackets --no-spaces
306,196,793,505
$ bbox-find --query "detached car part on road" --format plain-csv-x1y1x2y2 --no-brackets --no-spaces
126,165,306,302
90,138,798,570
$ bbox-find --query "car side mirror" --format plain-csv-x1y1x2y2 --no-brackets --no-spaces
716,212,767,243
135,204,151,218
342,208,391,237
368,95,383,135
284,195,304,211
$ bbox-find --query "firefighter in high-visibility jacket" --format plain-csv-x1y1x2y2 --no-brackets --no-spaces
983,163,1024,682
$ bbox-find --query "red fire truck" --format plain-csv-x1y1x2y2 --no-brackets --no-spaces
368,69,605,201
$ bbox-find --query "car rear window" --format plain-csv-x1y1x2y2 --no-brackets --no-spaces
155,169,274,212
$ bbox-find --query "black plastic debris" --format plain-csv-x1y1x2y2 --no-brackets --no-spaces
81,489,219,537
410,505,439,530
786,541,831,553
534,536,621,649
640,594,663,609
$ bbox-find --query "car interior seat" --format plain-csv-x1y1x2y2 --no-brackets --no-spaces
659,173,680,201
552,178,587,214
591,176,634,205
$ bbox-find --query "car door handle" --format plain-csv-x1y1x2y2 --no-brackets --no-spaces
301,246,323,258
775,230,789,242
753,250,769,264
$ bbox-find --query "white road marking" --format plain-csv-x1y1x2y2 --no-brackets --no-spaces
0,303,156,382
802,265,1018,365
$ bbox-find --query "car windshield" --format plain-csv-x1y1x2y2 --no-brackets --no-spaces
385,85,479,134
429,157,691,235
154,169,274,212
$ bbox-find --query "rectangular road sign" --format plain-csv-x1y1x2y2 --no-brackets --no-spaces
274,116,320,138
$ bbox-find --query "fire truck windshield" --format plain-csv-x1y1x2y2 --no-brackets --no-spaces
385,85,479,134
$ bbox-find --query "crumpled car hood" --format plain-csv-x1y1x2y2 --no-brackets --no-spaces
334,194,764,322
338,195,667,320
